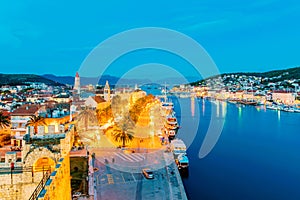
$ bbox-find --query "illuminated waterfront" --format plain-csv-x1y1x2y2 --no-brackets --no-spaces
174,98,300,199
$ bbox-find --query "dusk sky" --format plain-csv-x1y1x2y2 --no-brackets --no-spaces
0,0,299,79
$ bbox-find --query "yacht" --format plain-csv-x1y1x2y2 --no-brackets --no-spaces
283,106,295,112
170,139,189,169
165,113,179,131
164,128,176,138
294,107,300,113
175,153,189,169
267,104,279,110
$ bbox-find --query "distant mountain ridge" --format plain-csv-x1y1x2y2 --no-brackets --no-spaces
42,74,199,86
224,66,300,80
191,66,300,85
2,66,299,87
42,74,152,86
0,74,64,86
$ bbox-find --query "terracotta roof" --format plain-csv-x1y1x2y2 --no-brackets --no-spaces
93,96,106,103
1,98,13,102
72,100,85,106
10,104,40,116
272,91,293,93
0,109,10,117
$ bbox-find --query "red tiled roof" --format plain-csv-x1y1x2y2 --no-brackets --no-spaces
272,91,293,93
0,109,10,117
10,104,40,116
1,98,13,102
93,96,106,103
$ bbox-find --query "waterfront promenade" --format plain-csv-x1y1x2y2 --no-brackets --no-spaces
81,101,187,200
89,148,187,200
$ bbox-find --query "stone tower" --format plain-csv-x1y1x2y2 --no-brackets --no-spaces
74,72,80,93
104,80,111,102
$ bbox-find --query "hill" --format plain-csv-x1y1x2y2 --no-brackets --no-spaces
0,74,64,86
42,74,198,86
222,66,300,80
42,74,153,86
191,66,300,85
43,74,130,86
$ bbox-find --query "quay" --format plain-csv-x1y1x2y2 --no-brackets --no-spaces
88,147,187,200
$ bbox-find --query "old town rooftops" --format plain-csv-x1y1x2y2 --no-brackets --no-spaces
10,104,40,116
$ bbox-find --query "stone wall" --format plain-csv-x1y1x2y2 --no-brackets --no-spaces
37,125,74,200
0,171,44,200
60,125,74,157
23,147,56,168
37,156,71,200
0,125,75,200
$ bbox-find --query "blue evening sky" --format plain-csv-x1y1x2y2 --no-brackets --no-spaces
0,0,299,79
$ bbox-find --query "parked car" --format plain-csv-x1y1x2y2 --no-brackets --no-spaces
72,192,81,197
142,168,154,179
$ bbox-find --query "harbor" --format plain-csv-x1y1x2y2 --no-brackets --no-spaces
85,90,189,200
173,97,300,199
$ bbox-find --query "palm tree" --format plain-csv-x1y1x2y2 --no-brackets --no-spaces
112,115,135,147
77,107,97,131
26,115,47,134
0,112,10,129
96,106,113,125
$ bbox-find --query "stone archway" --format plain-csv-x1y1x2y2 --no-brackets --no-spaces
23,147,57,171
33,157,56,172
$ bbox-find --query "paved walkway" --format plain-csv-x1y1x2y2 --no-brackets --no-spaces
91,153,187,200
81,100,187,199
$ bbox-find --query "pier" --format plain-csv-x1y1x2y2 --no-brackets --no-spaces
88,147,187,200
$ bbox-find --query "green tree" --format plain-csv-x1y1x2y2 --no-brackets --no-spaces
26,115,47,134
0,112,10,129
96,106,113,125
77,107,97,131
112,115,135,147
129,94,155,123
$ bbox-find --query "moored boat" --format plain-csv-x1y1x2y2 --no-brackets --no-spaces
170,139,189,169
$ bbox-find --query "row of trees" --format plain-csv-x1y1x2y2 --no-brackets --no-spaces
0,112,47,133
76,106,135,147
0,112,10,129
0,112,11,146
129,94,155,123
96,106,112,125
0,113,46,146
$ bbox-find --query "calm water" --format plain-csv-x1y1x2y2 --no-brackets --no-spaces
172,98,300,200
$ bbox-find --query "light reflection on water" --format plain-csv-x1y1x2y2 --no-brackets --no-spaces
178,98,300,200
191,96,195,117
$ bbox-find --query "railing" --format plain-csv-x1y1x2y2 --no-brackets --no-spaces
0,166,33,174
28,168,51,200
0,166,51,174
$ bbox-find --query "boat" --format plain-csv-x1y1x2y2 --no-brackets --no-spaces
283,106,295,112
175,153,189,169
170,139,189,169
240,99,257,106
294,107,300,113
228,98,240,104
160,85,175,115
165,113,179,130
161,101,174,111
266,104,279,110
170,139,187,155
164,128,176,139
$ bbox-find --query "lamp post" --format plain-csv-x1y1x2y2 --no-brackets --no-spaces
10,162,14,184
